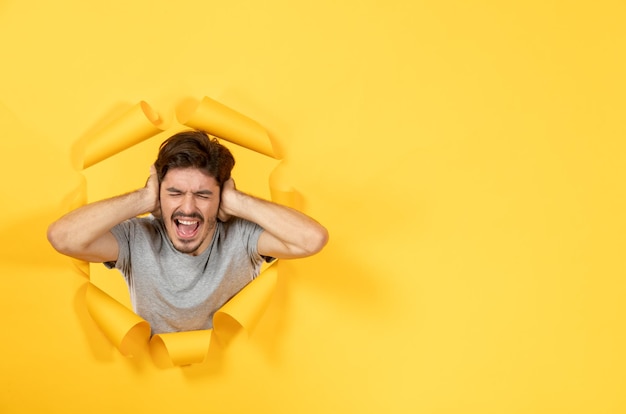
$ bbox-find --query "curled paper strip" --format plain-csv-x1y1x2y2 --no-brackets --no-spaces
85,283,151,357
149,330,213,369
181,96,278,159
213,261,278,342
82,101,163,169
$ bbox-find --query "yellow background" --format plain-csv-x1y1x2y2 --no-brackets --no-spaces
1,1,625,412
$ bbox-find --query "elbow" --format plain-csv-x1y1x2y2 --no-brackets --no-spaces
47,221,71,255
304,224,329,256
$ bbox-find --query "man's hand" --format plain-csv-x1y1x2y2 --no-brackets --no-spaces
217,177,237,222
145,165,161,218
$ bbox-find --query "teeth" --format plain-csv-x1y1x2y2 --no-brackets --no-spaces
177,220,197,225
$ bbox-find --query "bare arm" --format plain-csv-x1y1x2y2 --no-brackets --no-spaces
218,179,329,259
47,167,160,263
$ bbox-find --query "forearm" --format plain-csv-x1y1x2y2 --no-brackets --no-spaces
224,190,328,258
48,188,154,257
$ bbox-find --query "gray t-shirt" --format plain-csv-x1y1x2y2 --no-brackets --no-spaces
106,216,267,334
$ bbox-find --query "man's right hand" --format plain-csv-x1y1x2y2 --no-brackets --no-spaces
145,165,161,218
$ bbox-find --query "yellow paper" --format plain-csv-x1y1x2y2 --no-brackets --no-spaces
3,2,626,411
82,101,163,169
213,262,278,342
85,283,151,357
149,330,213,368
181,96,277,159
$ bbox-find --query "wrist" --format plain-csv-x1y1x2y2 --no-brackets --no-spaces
220,188,248,218
136,187,159,215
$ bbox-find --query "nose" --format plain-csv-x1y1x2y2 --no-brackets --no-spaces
180,193,197,214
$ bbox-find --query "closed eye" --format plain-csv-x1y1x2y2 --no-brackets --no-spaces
195,190,213,199
165,187,213,199
165,187,183,197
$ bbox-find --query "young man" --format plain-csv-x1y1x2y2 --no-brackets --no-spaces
48,130,328,334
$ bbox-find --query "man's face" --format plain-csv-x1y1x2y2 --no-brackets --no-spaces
159,167,221,256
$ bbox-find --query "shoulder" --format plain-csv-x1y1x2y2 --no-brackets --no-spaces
111,215,164,241
221,217,264,237
219,217,271,261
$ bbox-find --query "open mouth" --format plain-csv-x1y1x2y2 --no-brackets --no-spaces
174,217,201,239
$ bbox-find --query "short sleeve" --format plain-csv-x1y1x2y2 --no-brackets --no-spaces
103,220,133,276
229,218,275,264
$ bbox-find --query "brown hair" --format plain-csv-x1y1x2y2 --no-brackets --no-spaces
154,130,235,187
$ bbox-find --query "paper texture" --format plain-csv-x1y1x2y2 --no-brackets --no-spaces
82,101,163,169
85,283,151,357
181,96,278,159
149,330,213,368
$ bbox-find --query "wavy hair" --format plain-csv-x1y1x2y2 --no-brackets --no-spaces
154,130,235,187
